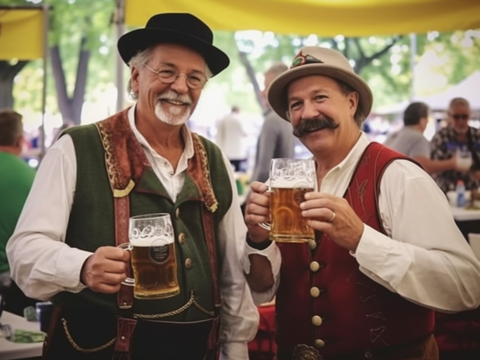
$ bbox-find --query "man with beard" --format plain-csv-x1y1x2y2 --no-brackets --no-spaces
7,13,258,360
431,97,480,193
243,46,480,360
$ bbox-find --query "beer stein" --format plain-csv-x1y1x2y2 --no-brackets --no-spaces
119,213,180,299
260,158,317,243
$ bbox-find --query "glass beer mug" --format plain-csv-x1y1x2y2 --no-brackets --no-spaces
119,213,180,299
260,158,317,243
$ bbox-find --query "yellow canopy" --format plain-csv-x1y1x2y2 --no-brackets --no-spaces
0,7,45,60
125,0,480,37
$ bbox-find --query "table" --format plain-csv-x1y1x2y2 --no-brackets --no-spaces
451,206,480,222
450,207,480,240
0,311,43,360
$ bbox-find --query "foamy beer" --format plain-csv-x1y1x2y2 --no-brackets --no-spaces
262,158,317,243
119,213,180,299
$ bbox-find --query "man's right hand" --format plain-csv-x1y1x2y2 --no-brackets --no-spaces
245,181,271,243
80,246,130,294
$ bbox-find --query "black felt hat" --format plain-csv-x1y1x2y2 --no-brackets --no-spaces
117,13,229,76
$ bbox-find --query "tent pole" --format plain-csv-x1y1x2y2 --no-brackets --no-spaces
40,4,49,161
115,0,125,112
410,33,417,101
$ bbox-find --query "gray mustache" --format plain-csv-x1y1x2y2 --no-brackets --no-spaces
293,116,339,138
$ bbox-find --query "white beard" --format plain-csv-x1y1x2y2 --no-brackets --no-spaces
154,90,192,126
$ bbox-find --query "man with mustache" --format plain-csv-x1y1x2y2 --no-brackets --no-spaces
243,46,480,360
7,13,258,360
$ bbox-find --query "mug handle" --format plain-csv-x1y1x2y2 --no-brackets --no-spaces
258,187,273,231
118,243,135,286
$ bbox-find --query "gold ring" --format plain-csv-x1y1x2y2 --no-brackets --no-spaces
328,211,336,223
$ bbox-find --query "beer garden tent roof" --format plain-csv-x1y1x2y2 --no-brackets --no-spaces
124,0,480,37
0,6,45,60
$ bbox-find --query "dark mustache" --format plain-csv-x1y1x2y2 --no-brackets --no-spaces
293,116,339,138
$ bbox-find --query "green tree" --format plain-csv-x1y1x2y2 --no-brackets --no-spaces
47,0,115,124
213,31,402,112
213,29,479,112
2,0,115,125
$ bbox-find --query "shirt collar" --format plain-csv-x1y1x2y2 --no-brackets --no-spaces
323,132,370,175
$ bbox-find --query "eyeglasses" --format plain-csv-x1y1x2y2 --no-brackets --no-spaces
451,113,469,121
143,64,207,89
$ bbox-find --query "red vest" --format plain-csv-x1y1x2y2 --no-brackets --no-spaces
276,143,435,358
435,310,480,351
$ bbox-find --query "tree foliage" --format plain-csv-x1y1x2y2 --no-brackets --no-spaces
4,0,115,125
3,1,479,124
211,29,479,113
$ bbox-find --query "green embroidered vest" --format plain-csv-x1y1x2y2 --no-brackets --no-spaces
52,110,232,322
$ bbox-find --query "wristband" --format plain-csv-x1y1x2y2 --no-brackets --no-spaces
246,235,272,250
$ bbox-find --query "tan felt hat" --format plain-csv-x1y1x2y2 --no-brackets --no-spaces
267,46,373,122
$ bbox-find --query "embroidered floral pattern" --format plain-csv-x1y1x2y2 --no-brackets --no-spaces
192,133,219,213
96,121,130,194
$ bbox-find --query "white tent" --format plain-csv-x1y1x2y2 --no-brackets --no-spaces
416,71,480,110
374,71,480,115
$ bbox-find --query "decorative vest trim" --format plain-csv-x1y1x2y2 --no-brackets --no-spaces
276,142,435,358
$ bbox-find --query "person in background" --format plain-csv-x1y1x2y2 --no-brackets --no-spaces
215,105,248,172
431,97,480,192
384,102,463,174
250,62,296,184
7,13,258,360
0,109,37,316
244,46,480,360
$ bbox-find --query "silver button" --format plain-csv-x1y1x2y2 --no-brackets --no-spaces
185,258,193,269
120,336,125,341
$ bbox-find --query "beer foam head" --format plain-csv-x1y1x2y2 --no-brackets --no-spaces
270,179,315,188
130,236,173,247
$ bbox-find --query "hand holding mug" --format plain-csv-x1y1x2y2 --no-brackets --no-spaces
300,192,364,252
245,181,271,243
80,246,130,294
257,158,317,243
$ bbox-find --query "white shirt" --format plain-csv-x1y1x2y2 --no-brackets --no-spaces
7,106,259,360
245,132,480,313
215,112,248,160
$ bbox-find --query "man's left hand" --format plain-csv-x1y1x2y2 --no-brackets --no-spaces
300,192,364,252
